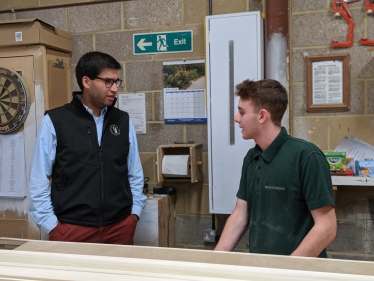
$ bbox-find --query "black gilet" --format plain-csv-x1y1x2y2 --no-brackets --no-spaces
46,92,131,227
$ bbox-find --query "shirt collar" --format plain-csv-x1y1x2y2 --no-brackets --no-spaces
76,94,107,117
253,127,289,162
83,105,107,118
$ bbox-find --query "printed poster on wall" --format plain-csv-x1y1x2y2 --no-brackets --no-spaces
118,93,146,134
0,132,27,198
163,60,206,124
312,60,343,105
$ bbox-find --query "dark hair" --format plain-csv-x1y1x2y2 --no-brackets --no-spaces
75,51,122,91
235,79,288,126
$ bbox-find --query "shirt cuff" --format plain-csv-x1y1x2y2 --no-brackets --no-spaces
132,205,143,219
42,215,59,234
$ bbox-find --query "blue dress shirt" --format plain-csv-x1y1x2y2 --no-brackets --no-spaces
28,105,146,233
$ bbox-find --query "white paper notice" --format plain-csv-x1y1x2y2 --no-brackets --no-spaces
312,60,343,104
117,93,146,134
0,132,27,198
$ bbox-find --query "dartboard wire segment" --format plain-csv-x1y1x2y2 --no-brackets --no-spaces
0,67,31,134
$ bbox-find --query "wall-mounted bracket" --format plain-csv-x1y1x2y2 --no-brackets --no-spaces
360,0,374,45
331,0,357,47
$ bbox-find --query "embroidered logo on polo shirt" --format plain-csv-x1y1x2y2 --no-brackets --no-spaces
110,125,120,136
264,186,285,191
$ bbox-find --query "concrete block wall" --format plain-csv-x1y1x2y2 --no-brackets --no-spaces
4,0,373,260
0,0,261,252
291,0,374,260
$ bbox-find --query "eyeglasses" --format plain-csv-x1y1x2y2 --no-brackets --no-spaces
94,76,122,88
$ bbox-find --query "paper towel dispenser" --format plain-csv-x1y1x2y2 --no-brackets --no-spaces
156,143,203,183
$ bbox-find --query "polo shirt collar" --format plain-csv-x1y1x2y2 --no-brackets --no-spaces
253,127,288,162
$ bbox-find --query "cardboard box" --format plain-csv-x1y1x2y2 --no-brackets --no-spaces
324,151,346,171
355,160,374,177
0,18,71,52
134,194,175,247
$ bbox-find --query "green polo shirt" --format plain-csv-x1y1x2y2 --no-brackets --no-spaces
237,127,334,257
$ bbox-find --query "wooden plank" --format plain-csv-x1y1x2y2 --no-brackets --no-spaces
1,249,374,280
191,144,203,182
168,195,175,247
9,239,374,277
190,146,197,183
158,195,175,247
0,237,28,250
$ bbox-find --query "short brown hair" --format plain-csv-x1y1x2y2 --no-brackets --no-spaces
235,79,288,126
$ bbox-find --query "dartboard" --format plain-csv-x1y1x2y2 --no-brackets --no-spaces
0,66,31,134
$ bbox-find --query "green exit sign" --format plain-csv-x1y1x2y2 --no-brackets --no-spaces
133,30,193,55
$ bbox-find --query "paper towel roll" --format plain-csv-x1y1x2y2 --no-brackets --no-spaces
162,155,191,178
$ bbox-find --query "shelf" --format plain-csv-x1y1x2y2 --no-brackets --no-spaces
331,176,374,186
156,143,203,183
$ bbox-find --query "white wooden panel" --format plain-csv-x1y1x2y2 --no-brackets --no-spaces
207,12,263,213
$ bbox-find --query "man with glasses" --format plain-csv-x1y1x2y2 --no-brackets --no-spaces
29,51,146,244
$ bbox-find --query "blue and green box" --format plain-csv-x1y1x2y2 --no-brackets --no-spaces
324,152,346,171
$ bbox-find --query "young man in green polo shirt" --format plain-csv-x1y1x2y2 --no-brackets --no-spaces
214,79,336,257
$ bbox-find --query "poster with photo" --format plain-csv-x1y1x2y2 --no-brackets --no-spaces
163,60,206,124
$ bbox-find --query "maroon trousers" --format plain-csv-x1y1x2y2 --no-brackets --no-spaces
49,214,137,245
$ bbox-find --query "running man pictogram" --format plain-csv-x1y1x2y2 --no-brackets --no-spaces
157,35,168,51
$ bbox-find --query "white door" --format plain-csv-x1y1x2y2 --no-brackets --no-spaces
207,12,263,213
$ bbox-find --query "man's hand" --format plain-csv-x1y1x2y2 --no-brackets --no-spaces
214,198,248,251
132,214,139,222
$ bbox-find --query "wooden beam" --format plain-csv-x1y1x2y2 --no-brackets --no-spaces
4,239,374,277
1,248,374,280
